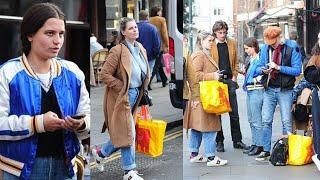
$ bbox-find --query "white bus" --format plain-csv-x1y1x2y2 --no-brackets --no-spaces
163,0,184,109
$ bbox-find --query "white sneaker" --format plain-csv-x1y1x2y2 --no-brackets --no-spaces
206,156,228,167
312,154,320,171
123,170,144,180
190,154,207,163
92,148,104,172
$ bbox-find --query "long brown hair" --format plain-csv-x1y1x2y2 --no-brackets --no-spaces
21,3,66,56
150,6,162,17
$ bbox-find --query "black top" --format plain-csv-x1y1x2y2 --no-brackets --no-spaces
217,42,232,79
36,86,64,157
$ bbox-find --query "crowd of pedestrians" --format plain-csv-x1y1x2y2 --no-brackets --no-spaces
183,21,320,173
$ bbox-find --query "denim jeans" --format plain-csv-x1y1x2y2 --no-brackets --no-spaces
246,89,264,146
189,129,217,157
2,156,76,180
312,89,320,159
262,87,293,152
100,88,139,170
148,59,156,74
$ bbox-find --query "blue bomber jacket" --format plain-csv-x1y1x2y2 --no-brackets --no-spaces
255,39,302,89
0,55,90,179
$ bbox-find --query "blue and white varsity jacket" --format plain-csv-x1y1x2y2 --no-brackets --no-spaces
0,55,90,179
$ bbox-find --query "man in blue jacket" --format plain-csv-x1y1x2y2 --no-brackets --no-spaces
254,26,302,161
137,10,161,87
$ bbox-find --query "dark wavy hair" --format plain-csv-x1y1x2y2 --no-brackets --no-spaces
212,20,228,38
244,37,260,53
150,6,162,17
20,3,66,56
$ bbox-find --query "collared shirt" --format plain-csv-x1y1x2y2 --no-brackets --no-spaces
125,39,148,88
215,38,227,44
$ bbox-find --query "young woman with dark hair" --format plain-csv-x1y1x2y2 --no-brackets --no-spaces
241,37,264,156
0,3,90,179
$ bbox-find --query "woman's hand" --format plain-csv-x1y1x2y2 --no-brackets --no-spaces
213,71,222,80
62,116,85,131
43,111,65,132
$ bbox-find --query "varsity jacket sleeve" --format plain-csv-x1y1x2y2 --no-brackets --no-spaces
74,68,91,140
0,68,45,141
279,44,302,76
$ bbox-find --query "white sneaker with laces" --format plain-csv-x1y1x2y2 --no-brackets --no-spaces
92,148,104,172
190,154,207,163
123,170,144,180
312,154,320,171
206,156,228,167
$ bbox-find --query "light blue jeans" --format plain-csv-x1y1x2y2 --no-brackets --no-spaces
246,89,264,146
3,156,76,180
262,87,293,152
189,129,217,157
148,59,156,74
100,88,139,170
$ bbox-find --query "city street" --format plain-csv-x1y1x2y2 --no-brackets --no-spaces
183,75,319,180
90,81,183,180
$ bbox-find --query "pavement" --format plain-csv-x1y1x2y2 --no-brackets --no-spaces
183,75,319,180
91,126,183,180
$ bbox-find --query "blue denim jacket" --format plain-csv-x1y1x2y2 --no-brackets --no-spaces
243,54,263,91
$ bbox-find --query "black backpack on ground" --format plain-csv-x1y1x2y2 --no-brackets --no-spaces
269,138,288,166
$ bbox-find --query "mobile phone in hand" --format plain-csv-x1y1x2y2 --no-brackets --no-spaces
71,114,86,120
219,70,226,74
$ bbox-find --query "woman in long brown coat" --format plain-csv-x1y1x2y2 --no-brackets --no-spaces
92,17,150,180
184,30,227,167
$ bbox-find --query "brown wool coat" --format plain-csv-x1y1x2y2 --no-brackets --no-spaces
211,38,239,78
183,51,221,132
149,16,169,52
101,43,150,148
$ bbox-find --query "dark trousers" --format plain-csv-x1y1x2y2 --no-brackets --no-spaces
216,79,242,143
150,52,167,85
312,89,320,159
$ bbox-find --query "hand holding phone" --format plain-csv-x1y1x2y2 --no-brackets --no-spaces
218,70,226,74
71,114,86,120
261,66,271,74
